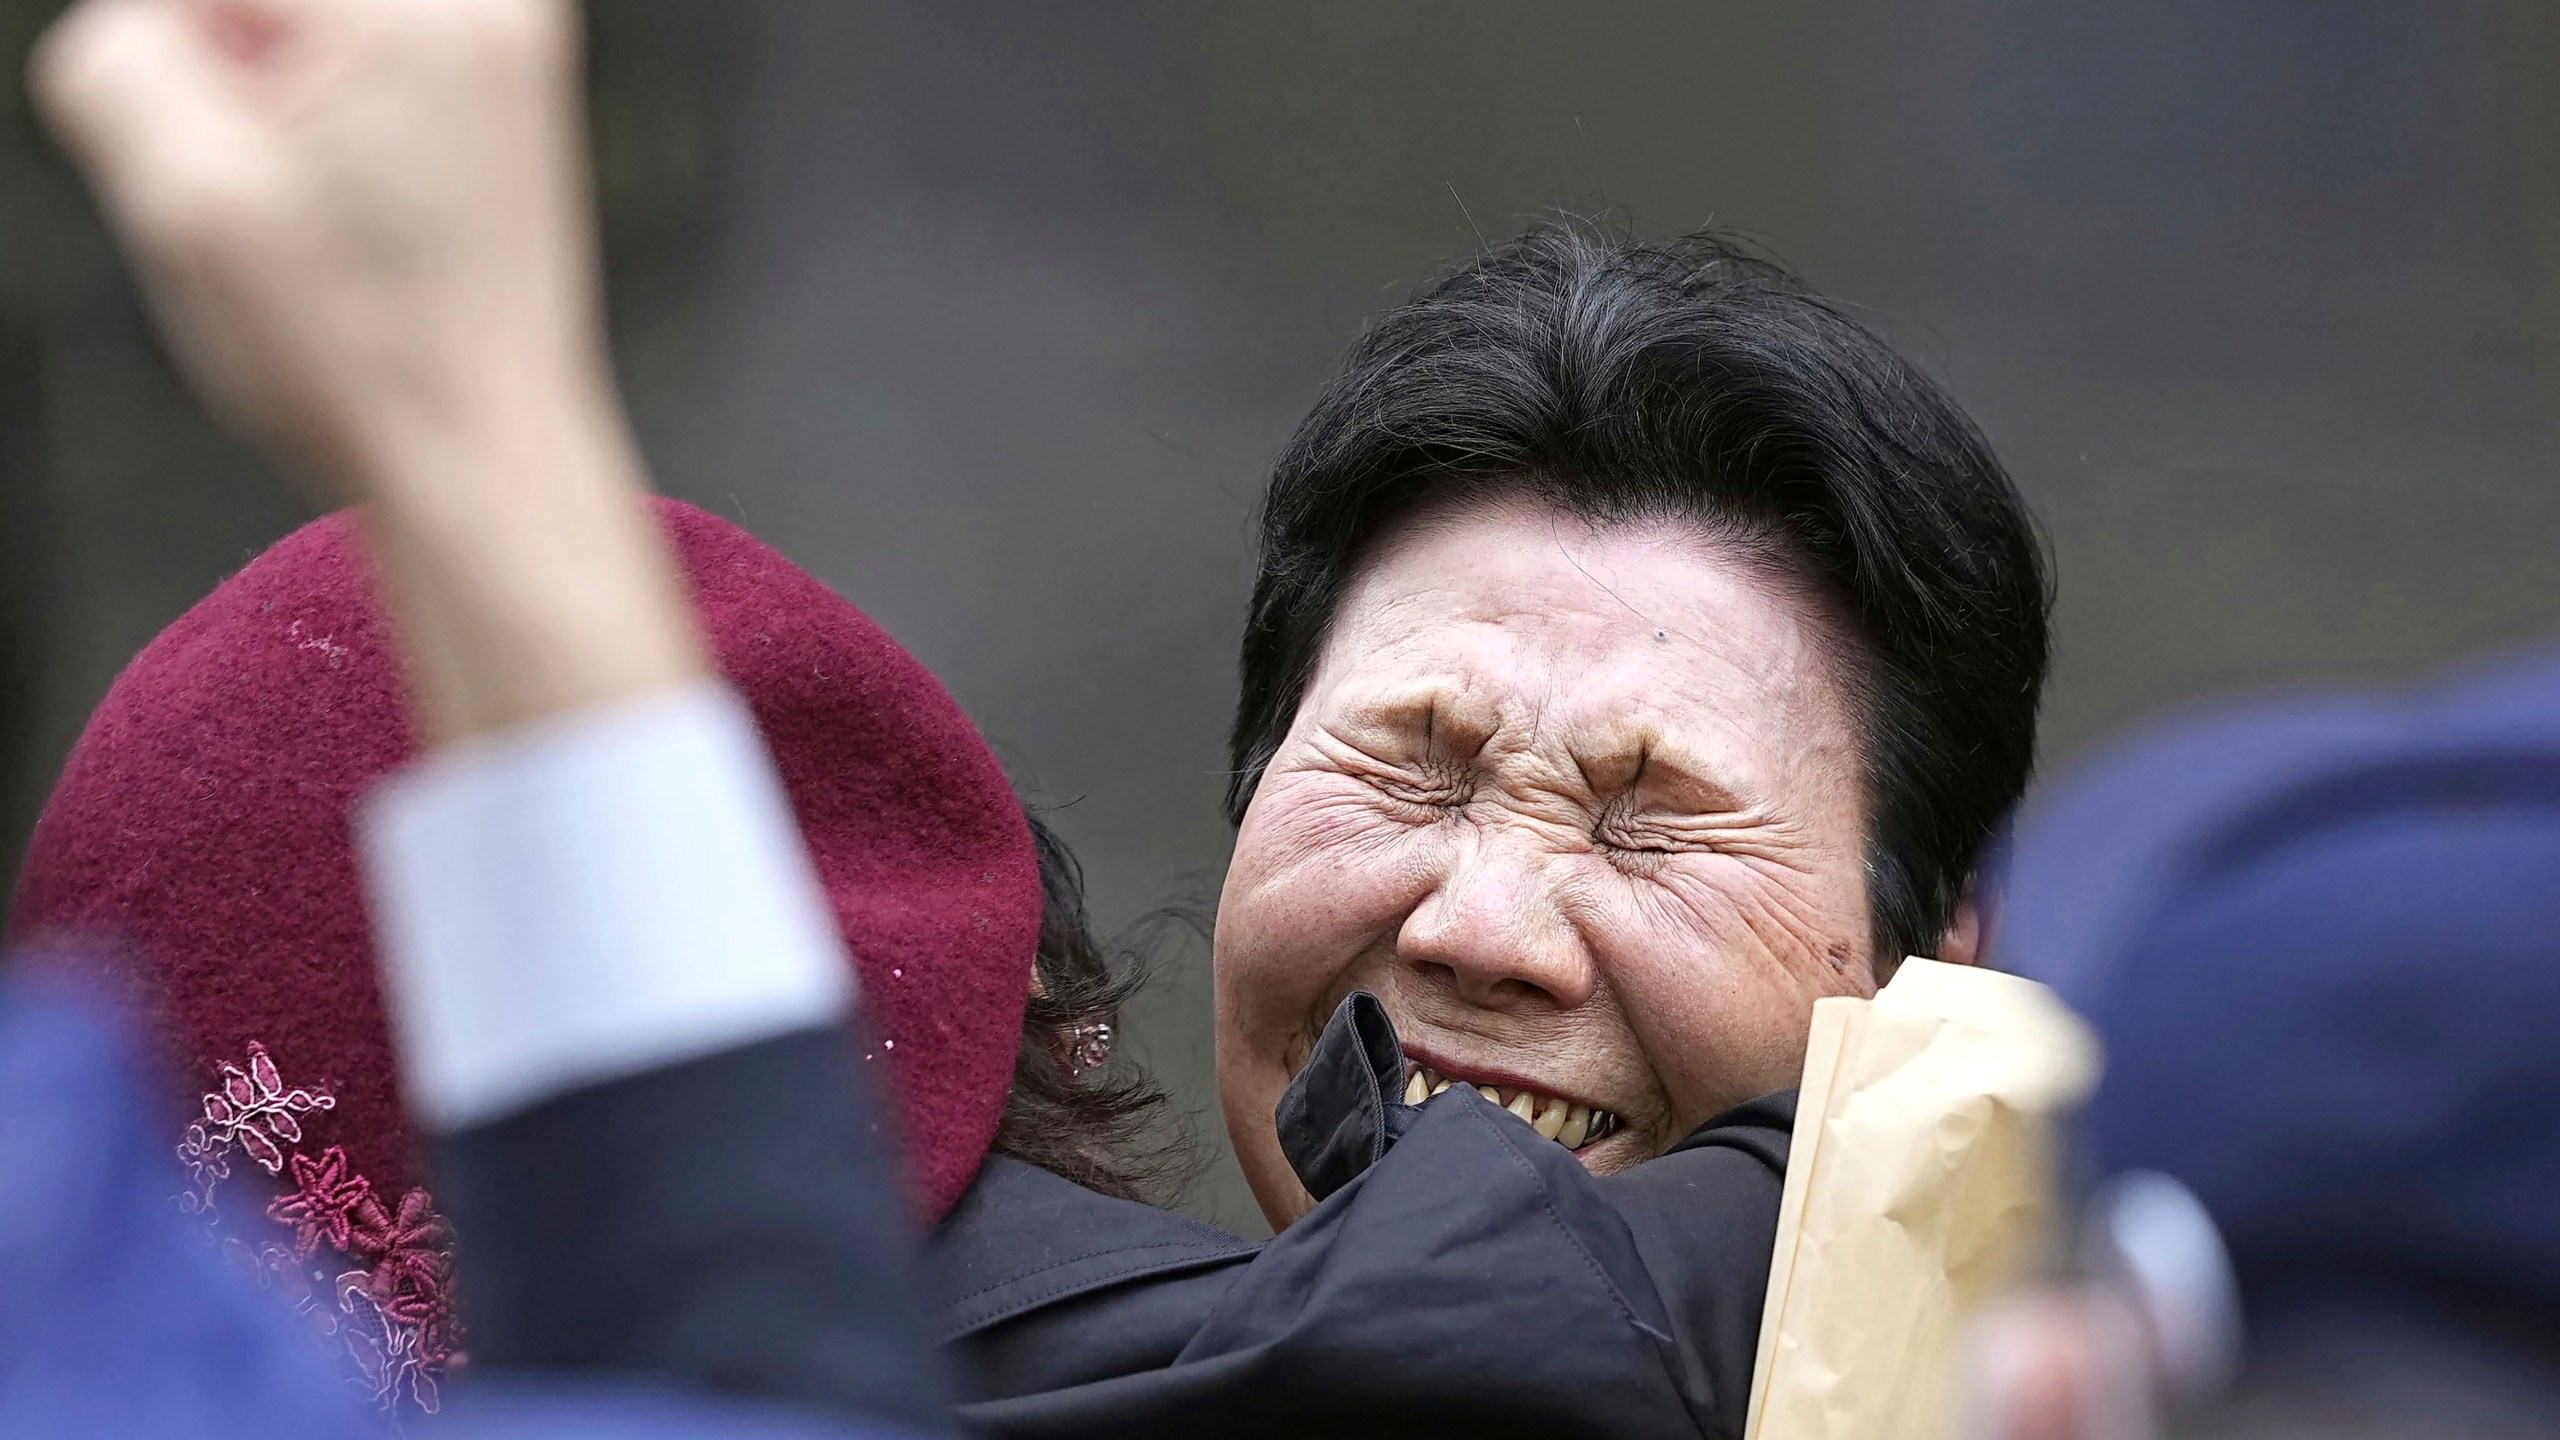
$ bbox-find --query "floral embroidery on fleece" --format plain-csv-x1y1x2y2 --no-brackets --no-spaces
177,1041,331,1218
269,1146,371,1257
180,1043,463,1415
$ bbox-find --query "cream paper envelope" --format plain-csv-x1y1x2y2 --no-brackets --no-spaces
1743,959,2100,1440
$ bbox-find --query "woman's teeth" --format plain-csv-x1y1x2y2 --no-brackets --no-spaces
1402,1063,1617,1151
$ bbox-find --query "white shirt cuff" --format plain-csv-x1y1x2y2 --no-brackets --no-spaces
360,680,854,1132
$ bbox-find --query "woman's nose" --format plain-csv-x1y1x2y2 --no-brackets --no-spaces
1395,832,1596,1011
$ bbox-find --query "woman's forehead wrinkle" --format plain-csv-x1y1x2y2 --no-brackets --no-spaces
1318,627,1821,808
1317,504,1861,818
1532,633,1799,793
1319,675,1495,757
1620,735,1761,815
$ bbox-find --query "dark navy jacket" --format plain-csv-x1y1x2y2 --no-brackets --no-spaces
935,994,1794,1439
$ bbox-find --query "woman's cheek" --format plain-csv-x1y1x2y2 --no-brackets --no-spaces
1222,779,1438,1035
1245,773,1437,879
1593,862,1862,1130
1587,886,1751,1130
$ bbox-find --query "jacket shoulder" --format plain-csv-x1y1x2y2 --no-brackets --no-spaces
933,1156,1258,1341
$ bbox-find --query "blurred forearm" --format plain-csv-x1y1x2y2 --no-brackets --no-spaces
351,377,702,743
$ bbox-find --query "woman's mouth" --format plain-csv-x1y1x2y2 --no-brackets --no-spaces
1401,1059,1620,1152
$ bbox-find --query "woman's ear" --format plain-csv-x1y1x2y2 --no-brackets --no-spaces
1934,888,1983,967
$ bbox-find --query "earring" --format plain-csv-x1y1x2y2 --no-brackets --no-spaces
1062,1018,1114,1077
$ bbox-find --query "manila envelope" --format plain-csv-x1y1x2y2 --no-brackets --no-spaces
1744,958,2100,1440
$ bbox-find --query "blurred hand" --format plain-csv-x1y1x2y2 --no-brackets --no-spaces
1954,1288,2160,1440
31,0,701,739
30,0,603,497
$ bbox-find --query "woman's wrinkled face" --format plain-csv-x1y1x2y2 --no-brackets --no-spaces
1215,498,1879,1228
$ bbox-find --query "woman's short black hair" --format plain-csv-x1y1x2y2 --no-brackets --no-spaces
1227,220,2052,964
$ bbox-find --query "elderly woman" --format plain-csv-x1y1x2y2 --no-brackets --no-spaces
942,225,2048,1437
1213,225,2044,1222
19,3,2045,1437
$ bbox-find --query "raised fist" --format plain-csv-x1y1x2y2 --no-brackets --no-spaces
30,0,603,493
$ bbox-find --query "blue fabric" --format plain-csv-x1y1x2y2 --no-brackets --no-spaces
0,967,365,1440
1990,646,2560,1322
0,966,919,1438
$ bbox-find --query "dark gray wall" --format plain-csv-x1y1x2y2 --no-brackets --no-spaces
9,1,2559,1233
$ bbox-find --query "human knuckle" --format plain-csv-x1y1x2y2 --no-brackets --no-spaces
28,2,134,137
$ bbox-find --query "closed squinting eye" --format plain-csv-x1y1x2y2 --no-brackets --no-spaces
1372,768,1474,814
1309,723,1471,818
1593,798,1687,860
1356,762,1470,818
1595,823,1678,858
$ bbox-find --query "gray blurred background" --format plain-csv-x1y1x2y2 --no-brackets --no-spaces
7,0,2559,1234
